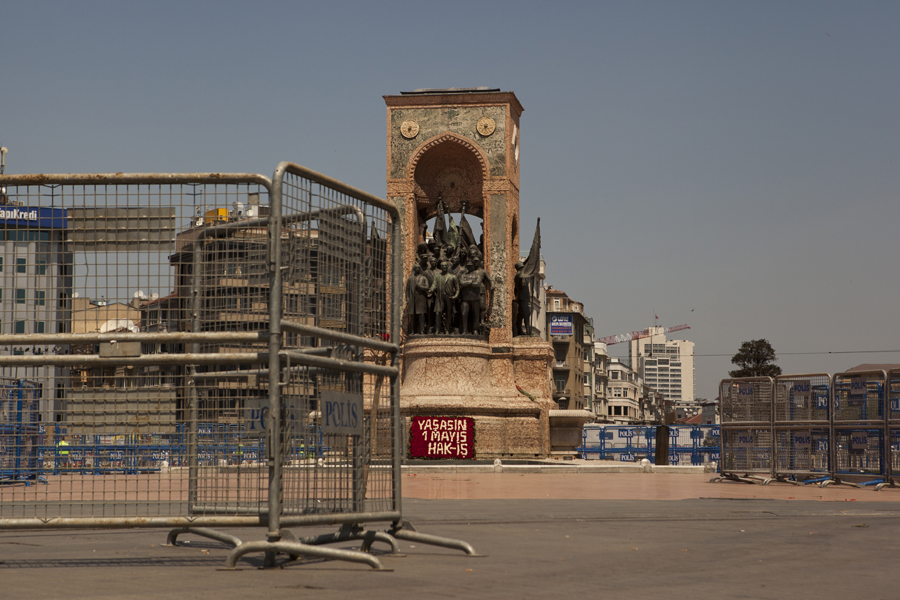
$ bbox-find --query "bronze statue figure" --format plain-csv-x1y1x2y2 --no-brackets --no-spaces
458,260,492,335
402,203,514,339
405,264,430,335
514,218,541,337
429,260,459,334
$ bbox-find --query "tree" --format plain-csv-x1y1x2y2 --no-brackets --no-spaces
729,339,782,378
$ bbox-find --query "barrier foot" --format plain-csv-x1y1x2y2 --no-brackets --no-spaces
774,476,820,487
715,473,770,485
821,478,885,489
799,476,831,486
222,538,389,571
846,478,886,489
166,527,244,548
388,520,484,557
295,523,403,555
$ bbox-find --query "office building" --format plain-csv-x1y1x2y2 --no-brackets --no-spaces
629,327,695,405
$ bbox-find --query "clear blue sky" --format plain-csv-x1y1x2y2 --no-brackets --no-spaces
3,1,899,399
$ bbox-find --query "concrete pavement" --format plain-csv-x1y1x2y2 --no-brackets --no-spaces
2,467,899,599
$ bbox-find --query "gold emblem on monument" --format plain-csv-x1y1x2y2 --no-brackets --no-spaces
400,120,419,139
476,117,495,137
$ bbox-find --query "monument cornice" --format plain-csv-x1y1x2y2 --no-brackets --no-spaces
384,91,523,118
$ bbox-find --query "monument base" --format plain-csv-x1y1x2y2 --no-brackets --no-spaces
400,336,555,459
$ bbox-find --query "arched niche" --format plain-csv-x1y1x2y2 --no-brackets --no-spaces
409,134,488,235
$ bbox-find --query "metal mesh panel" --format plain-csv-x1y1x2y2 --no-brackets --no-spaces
890,428,900,474
276,166,396,518
833,428,885,477
774,374,830,423
722,428,772,474
0,169,484,571
774,428,830,475
0,175,274,521
719,378,773,424
888,370,900,424
833,376,884,423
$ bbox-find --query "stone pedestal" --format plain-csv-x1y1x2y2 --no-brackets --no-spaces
400,336,554,458
548,410,594,458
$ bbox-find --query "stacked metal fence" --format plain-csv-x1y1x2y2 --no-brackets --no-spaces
0,164,475,570
580,424,720,466
717,371,897,489
831,370,886,487
581,425,652,462
772,374,831,484
718,377,775,483
655,425,706,466
889,369,900,480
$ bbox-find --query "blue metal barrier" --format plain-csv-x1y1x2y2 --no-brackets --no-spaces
580,424,718,465
693,426,720,466
0,379,43,485
30,422,328,477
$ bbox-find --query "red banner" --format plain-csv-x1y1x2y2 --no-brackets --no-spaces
408,416,475,460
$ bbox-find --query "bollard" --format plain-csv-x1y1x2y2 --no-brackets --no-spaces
654,426,670,466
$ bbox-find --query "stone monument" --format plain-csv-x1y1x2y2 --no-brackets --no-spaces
384,88,555,458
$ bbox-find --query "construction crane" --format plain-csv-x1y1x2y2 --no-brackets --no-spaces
598,324,690,346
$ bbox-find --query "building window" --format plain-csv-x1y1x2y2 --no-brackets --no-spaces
0,257,3,271
553,298,560,310
16,289,26,304
17,258,27,273
35,291,45,306
36,322,45,334
15,321,26,334
611,371,619,380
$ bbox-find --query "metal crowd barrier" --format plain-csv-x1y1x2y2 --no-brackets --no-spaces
0,166,476,570
716,377,775,484
693,425,721,466
772,373,831,485
579,424,720,466
830,370,887,489
715,372,898,490
580,426,652,462
0,379,42,484
889,369,900,486
647,425,694,466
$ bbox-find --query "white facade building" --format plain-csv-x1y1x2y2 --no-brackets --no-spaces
606,358,641,423
593,342,609,421
629,327,695,405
